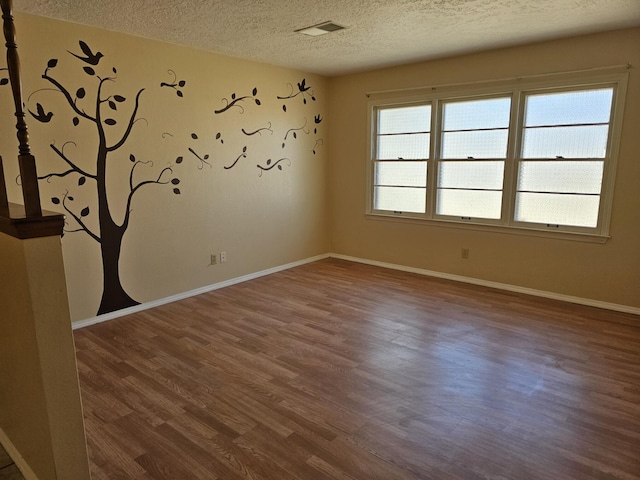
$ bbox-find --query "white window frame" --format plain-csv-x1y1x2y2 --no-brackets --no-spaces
366,69,629,242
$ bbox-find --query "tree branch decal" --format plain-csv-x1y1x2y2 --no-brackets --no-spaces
122,162,175,232
224,146,248,170
214,87,261,114
242,122,273,136
278,78,316,111
51,191,101,243
282,118,310,148
106,89,144,151
160,69,186,97
188,147,212,169
312,139,324,155
257,157,291,176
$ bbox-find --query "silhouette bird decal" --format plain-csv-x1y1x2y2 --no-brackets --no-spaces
68,40,103,65
29,102,53,123
297,78,310,92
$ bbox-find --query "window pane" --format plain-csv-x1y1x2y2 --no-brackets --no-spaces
522,125,609,158
518,161,603,194
441,129,509,159
374,186,426,213
438,161,504,190
377,133,429,159
515,192,600,227
443,97,511,130
379,105,431,134
436,189,502,219
524,88,613,127
375,161,427,187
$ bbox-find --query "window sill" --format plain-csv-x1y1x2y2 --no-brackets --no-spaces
365,212,610,244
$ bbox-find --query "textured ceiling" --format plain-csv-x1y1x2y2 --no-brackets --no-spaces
14,0,640,76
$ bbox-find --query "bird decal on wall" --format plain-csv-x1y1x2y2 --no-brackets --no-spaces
29,102,53,123
68,40,103,66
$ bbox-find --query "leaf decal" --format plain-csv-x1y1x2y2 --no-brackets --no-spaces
171,178,180,185
130,154,136,162
72,117,80,126
113,67,118,74
0,78,8,86
104,118,117,126
283,105,287,112
278,165,282,170
215,133,221,140
83,66,95,76
173,188,181,195
177,90,183,97
191,133,198,139
175,156,183,164
78,177,86,186
231,93,236,100
178,80,186,87
293,132,297,139
51,197,60,205
80,207,90,217
266,159,272,165
252,87,258,96
242,146,247,153
114,95,126,102
109,100,117,110
255,99,261,106
68,196,74,201
47,59,58,69
76,87,86,99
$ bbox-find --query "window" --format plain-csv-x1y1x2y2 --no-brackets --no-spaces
373,104,431,213
367,70,627,239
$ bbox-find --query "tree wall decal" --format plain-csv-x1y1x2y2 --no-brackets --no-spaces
31,41,189,315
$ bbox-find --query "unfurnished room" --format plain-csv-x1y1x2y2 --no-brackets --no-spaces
0,0,639,479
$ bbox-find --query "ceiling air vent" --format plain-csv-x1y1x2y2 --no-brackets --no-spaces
296,21,346,37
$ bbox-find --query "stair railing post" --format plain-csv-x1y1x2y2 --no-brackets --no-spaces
1,0,42,217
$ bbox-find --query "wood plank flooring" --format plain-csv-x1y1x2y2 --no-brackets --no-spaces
74,258,640,480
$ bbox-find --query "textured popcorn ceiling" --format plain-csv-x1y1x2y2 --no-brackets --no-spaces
14,0,640,76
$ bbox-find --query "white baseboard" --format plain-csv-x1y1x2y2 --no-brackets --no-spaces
330,253,640,316
72,253,331,330
0,427,38,480
72,251,638,329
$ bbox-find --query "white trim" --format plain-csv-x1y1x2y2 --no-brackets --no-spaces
72,254,331,330
0,427,39,480
72,251,638,330
329,253,640,316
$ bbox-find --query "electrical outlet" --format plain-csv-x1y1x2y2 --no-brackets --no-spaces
220,251,227,263
461,248,469,259
209,254,217,266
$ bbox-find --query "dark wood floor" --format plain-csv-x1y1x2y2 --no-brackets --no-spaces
74,258,640,480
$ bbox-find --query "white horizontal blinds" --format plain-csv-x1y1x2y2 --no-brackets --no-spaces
436,97,511,219
374,104,431,213
515,88,614,228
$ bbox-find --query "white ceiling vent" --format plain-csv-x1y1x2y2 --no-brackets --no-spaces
296,21,346,37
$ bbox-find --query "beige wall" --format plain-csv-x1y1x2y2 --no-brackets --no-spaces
329,28,640,309
0,233,90,479
0,13,330,321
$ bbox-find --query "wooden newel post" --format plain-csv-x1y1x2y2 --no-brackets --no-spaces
1,0,42,217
